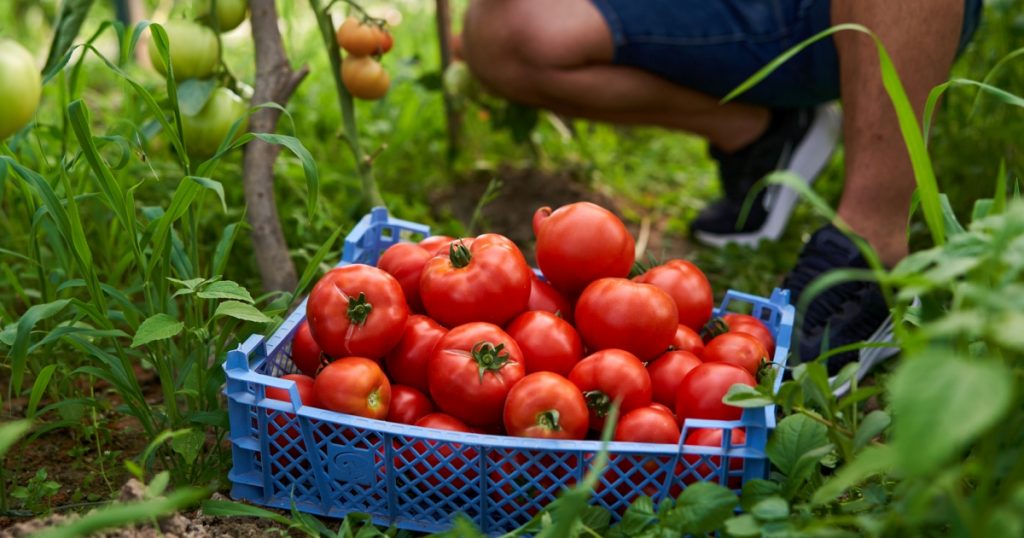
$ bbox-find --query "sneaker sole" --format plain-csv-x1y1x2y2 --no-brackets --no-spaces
694,103,843,248
829,313,901,396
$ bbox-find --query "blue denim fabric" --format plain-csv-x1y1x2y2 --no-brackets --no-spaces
590,0,983,107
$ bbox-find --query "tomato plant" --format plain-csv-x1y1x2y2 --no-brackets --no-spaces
384,315,447,394
387,385,434,425
575,278,678,361
181,87,248,159
0,39,42,141
307,264,409,360
533,202,635,296
314,357,391,419
670,324,706,358
290,321,323,377
148,20,220,80
505,311,583,376
341,55,390,100
647,350,703,409
526,276,574,323
377,242,431,312
196,0,248,32
568,349,652,431
420,235,532,328
675,362,755,425
634,260,713,332
703,332,769,376
428,322,525,427
503,372,588,440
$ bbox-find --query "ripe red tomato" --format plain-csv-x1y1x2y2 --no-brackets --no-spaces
405,413,477,494
415,413,473,432
703,332,769,376
419,235,455,254
634,260,713,332
380,31,394,53
647,350,703,409
683,428,747,486
670,324,705,358
290,320,323,377
384,315,447,394
505,311,583,376
420,234,532,328
314,357,391,419
428,322,525,427
574,278,678,361
377,242,431,313
503,372,588,440
533,203,635,297
266,374,320,408
722,313,776,359
307,264,408,360
386,385,434,425
614,405,680,444
526,276,574,324
568,349,652,431
675,363,755,425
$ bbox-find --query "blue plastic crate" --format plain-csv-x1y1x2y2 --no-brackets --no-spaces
224,207,795,535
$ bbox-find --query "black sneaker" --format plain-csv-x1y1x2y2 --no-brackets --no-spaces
781,224,899,387
692,103,841,247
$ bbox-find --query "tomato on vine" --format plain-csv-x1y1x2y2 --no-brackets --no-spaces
0,39,42,141
341,55,391,100
148,20,220,80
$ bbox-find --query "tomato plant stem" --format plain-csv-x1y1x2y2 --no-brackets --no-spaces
310,0,385,209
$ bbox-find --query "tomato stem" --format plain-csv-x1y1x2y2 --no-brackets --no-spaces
471,341,510,381
448,241,472,268
583,390,611,418
536,410,561,431
699,317,730,344
347,291,374,325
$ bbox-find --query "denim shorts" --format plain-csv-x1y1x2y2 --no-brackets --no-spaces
590,0,983,107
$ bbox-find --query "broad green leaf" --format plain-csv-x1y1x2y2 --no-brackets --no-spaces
177,78,218,116
668,482,738,534
147,471,170,497
215,301,272,324
889,352,1013,477
750,497,789,521
767,414,829,478
740,479,782,512
170,428,206,465
131,314,184,348
616,496,656,536
812,445,894,504
190,176,228,213
0,420,32,459
724,514,761,537
853,411,891,451
10,299,71,396
197,280,254,303
723,384,775,408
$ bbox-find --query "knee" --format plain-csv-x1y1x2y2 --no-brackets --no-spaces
462,1,542,101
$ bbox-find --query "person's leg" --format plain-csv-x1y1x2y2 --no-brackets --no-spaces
462,0,770,152
831,0,964,267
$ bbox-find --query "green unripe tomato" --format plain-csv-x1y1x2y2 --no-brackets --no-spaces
181,87,248,159
148,19,220,80
196,0,248,32
0,39,42,141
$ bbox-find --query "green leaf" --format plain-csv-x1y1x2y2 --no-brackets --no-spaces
767,414,829,478
251,133,320,220
170,428,206,465
131,314,184,348
724,514,761,537
723,384,775,408
214,301,272,324
668,482,738,534
10,299,71,396
33,488,207,538
0,420,33,459
853,411,891,451
750,497,789,521
197,281,254,303
212,222,242,278
177,78,218,116
147,471,170,497
740,479,782,512
812,445,895,505
190,176,228,213
200,499,293,526
43,0,97,75
616,496,657,536
27,365,58,419
889,352,1013,477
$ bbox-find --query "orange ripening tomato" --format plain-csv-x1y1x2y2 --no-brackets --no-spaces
336,16,390,56
342,55,391,100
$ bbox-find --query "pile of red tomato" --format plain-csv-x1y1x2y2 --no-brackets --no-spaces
269,202,774,456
